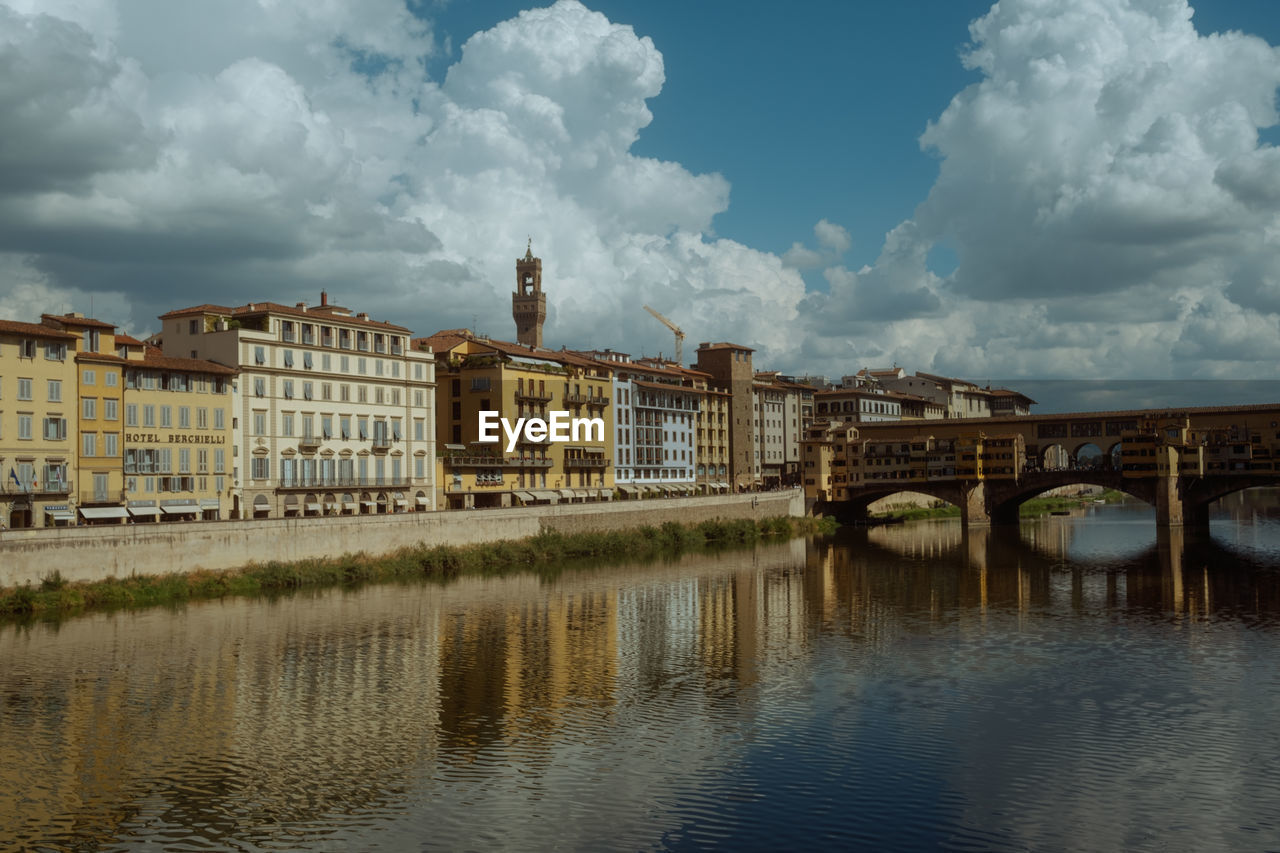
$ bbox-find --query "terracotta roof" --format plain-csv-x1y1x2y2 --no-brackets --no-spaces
114,333,146,347
419,330,610,372
633,378,701,393
696,341,755,352
0,319,77,340
135,346,237,375
75,351,127,364
162,302,410,333
987,388,1037,404
41,313,117,330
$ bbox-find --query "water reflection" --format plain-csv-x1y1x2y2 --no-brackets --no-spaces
2,508,1279,850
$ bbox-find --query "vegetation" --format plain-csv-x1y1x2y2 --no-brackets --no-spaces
0,515,836,620
872,489,1131,521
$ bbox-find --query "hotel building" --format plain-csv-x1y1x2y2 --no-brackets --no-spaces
158,296,436,518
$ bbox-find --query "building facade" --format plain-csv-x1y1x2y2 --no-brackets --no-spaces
694,342,756,490
159,296,436,518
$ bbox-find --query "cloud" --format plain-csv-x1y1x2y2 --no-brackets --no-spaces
782,218,851,270
0,0,799,362
803,0,1280,379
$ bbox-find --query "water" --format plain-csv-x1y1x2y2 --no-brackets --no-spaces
3,495,1280,851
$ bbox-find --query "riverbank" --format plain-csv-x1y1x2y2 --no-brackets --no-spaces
0,515,837,619
872,489,1130,522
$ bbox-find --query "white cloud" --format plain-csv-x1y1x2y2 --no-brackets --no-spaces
803,0,1280,380
783,218,851,270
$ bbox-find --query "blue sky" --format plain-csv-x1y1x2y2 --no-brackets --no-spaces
2,0,1280,386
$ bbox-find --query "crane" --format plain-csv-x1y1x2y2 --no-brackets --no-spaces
643,305,685,365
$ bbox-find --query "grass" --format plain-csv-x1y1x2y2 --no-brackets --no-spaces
0,515,837,620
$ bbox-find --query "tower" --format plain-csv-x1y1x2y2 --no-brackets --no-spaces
695,342,756,489
513,240,546,348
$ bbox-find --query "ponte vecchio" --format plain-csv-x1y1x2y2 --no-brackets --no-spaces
803,403,1280,529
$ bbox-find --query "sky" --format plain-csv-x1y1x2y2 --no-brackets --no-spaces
3,0,1280,392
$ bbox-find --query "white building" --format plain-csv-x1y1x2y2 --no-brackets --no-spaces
158,295,435,518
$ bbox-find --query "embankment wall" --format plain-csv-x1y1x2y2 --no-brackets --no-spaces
0,490,803,588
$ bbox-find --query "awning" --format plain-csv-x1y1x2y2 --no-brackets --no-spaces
395,499,409,507
200,499,221,508
162,505,199,515
617,485,639,495
341,497,356,506
79,506,130,519
361,500,377,508
46,509,76,522
324,502,338,511
128,506,162,518
596,489,612,500
305,502,322,512
558,489,576,499
416,496,430,505
528,490,559,502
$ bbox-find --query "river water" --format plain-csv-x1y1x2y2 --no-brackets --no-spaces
3,494,1280,851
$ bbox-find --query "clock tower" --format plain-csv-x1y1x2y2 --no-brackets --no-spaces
513,240,546,348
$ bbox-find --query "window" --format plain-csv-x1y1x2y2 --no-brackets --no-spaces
82,432,97,456
281,321,295,342
358,358,367,375
143,405,155,427
82,397,97,419
160,405,171,428
82,329,100,352
179,448,191,473
214,408,225,430
375,360,384,377
254,377,266,397
303,382,313,400
214,449,225,473
43,417,66,440
414,390,424,407
47,380,61,402
414,363,423,380
104,399,118,421
340,415,351,439
340,355,350,372
341,384,351,402
415,457,425,478
358,418,369,440
322,354,331,371
358,386,368,403
283,380,294,399
44,342,66,361
104,433,118,457
104,372,117,388
282,413,294,437
197,408,208,429
283,350,294,368
414,419,425,441
251,457,270,480
17,378,32,401
18,414,32,440
82,369,96,385
19,340,36,358
179,406,190,428
322,383,332,401
126,404,139,427
253,412,266,435
44,464,67,490
303,352,313,369
254,346,266,365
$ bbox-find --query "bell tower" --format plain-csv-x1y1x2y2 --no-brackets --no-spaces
513,239,546,347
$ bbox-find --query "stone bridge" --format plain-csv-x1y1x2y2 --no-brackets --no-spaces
818,470,1280,530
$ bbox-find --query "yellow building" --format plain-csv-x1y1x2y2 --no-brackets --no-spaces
40,314,128,523
419,330,615,509
0,318,78,528
116,335,237,521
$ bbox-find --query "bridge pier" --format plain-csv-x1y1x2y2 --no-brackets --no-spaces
961,482,990,527
1154,475,1211,532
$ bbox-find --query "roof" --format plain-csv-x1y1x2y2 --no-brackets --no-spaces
75,351,127,364
133,346,237,375
418,330,611,373
0,319,77,340
987,388,1038,404
696,341,755,353
42,313,116,330
161,302,411,333
633,379,702,393
114,333,146,347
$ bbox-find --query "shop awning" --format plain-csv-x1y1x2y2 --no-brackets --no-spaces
395,499,409,507
79,506,130,519
46,509,76,522
557,489,577,499
596,489,612,500
200,499,221,509
416,496,430,506
128,506,162,518
528,490,559,502
305,502,323,513
617,485,639,495
162,505,199,515
514,491,536,502
361,500,377,508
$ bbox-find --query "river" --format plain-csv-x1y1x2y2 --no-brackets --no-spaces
3,493,1279,851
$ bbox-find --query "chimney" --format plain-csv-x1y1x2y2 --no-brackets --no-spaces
296,302,307,311
321,291,328,306
357,312,369,320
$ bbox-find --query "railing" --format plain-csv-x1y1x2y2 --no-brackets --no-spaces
506,457,553,468
562,392,589,405
372,437,392,451
299,434,322,449
443,455,505,467
2,483,71,497
277,476,413,489
515,390,554,403
588,395,610,407
565,456,609,468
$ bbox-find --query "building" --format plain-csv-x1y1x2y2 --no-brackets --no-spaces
158,295,436,518
0,318,78,528
421,329,614,509
116,335,237,521
512,242,547,348
694,342,756,490
813,386,903,424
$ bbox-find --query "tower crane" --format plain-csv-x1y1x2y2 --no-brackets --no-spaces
643,305,685,365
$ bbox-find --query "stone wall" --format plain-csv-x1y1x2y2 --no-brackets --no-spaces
0,490,803,588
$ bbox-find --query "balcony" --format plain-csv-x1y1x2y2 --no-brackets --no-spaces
4,483,71,499
565,456,609,469
506,456,553,468
588,395,610,407
371,438,392,453
277,476,412,490
443,455,504,467
299,433,322,450
515,389,554,403
562,392,589,405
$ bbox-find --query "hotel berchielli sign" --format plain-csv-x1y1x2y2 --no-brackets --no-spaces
125,433,228,444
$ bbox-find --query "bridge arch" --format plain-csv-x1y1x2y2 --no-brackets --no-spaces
984,472,1152,525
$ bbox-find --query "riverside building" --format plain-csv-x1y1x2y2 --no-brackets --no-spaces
158,296,436,518
0,318,78,528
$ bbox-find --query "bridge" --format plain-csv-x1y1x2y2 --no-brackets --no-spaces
805,402,1280,529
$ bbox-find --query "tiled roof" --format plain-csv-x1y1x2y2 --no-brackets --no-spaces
162,302,410,333
137,346,237,375
696,341,755,352
41,313,117,330
114,333,146,346
0,319,77,340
